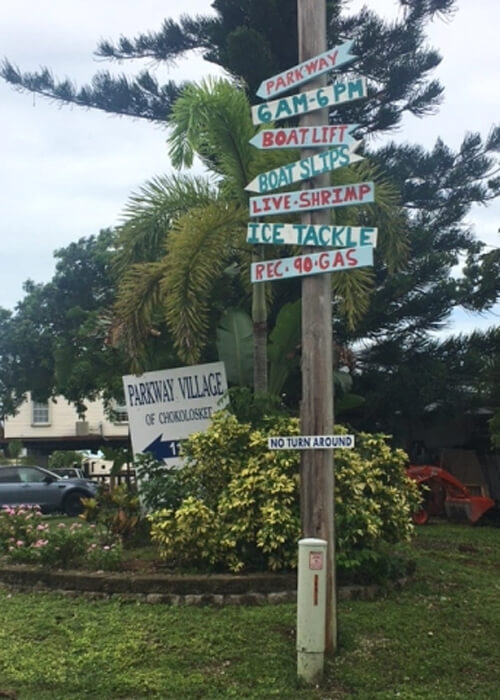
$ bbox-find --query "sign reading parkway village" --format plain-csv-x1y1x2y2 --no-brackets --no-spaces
122,362,228,467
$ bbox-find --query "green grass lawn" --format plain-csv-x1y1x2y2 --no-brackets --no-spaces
0,521,498,699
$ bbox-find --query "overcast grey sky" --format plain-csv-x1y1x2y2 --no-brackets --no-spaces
0,0,498,336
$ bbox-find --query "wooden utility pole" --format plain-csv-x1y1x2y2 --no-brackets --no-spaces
297,0,337,654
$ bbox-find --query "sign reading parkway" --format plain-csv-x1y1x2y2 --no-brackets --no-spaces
122,362,228,467
268,435,355,449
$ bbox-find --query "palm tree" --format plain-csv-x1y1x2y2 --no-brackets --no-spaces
113,77,406,395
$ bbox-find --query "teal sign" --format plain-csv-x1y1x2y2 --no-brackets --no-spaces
245,144,363,193
246,223,378,248
251,78,367,125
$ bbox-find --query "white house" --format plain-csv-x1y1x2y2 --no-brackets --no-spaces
2,394,129,466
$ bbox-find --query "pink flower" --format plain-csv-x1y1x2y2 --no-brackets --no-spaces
57,523,66,528
16,540,24,547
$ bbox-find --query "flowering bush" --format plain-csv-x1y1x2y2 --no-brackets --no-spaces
0,506,123,570
85,540,124,571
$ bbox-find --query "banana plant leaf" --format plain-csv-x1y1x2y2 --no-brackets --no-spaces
216,308,254,387
268,300,302,396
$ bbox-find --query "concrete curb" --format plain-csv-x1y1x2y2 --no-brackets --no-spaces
0,564,409,605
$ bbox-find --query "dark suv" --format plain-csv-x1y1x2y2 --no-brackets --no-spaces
0,465,98,516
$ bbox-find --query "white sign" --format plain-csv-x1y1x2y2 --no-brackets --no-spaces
251,247,373,283
249,181,374,217
252,77,367,125
267,435,355,449
122,362,228,466
256,40,356,99
249,124,359,150
246,223,378,248
245,144,363,193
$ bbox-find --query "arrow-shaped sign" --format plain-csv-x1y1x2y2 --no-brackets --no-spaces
251,246,374,283
245,143,363,194
246,223,378,248
249,181,374,217
252,77,366,125
143,436,181,461
256,40,356,100
249,124,359,150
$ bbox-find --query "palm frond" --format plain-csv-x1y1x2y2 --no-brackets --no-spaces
162,202,247,363
113,174,217,276
168,78,255,204
332,268,374,330
113,260,168,370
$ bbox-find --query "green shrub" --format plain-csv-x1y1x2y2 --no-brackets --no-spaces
148,411,419,578
134,453,187,512
81,483,142,545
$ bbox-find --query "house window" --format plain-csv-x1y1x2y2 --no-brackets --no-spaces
110,400,128,424
32,401,50,425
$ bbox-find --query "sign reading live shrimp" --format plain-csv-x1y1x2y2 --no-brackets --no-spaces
122,362,228,467
251,246,373,283
249,181,374,217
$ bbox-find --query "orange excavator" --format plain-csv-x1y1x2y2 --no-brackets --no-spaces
406,465,495,525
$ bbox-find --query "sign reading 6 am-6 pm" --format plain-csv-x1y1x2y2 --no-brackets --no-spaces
251,246,373,283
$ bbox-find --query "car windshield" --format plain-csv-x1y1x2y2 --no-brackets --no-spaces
17,466,62,483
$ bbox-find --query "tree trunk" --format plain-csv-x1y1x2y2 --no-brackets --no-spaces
298,0,337,655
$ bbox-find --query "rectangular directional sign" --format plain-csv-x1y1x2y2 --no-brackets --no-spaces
251,246,373,283
249,124,359,150
249,181,374,217
245,144,363,193
122,362,228,467
252,77,366,125
256,40,356,99
246,223,378,248
268,435,355,449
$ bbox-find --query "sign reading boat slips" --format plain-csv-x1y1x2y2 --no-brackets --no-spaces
122,362,228,467
245,144,363,193
256,39,356,99
249,124,359,150
249,181,374,216
246,223,377,248
268,435,355,449
251,246,373,283
252,77,367,125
